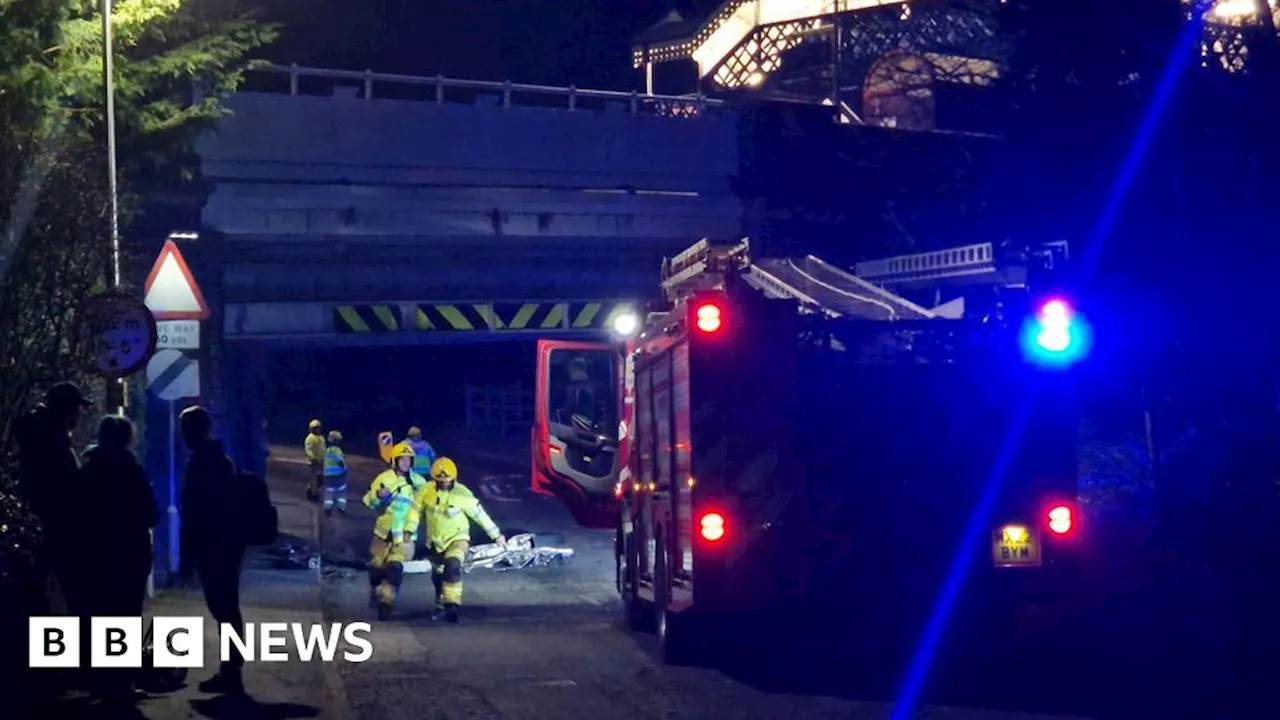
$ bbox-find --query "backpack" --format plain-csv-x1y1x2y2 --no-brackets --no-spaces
238,471,278,546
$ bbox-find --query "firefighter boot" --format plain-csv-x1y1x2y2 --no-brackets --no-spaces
376,561,405,620
367,566,382,609
438,549,465,623
430,572,446,620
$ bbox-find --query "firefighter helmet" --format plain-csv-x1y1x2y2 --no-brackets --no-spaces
309,419,322,430
327,430,343,443
389,442,416,463
407,426,422,439
430,457,458,483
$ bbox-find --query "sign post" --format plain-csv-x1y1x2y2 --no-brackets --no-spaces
146,348,201,575
142,238,209,581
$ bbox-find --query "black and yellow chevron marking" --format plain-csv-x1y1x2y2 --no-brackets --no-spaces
414,303,494,331
333,305,401,333
411,302,635,332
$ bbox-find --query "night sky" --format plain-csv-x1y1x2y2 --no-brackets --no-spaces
259,0,680,90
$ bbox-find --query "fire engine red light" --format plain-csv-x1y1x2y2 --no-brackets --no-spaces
699,512,726,541
1047,505,1073,534
694,303,722,333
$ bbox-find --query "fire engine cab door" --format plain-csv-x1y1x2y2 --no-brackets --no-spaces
533,340,621,519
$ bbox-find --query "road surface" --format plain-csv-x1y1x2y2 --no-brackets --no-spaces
266,443,1092,720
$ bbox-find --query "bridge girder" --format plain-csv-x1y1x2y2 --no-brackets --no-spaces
224,299,645,347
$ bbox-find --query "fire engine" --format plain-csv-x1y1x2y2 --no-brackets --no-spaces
531,238,1089,667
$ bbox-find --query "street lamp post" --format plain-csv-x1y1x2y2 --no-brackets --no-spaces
103,0,126,413
103,0,120,290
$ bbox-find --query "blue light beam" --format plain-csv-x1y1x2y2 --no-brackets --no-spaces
891,18,1202,718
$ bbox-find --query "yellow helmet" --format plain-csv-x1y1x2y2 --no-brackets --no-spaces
309,419,322,430
407,426,422,439
430,457,458,482
327,430,343,443
389,442,416,463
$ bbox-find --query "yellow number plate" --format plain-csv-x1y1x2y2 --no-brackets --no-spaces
992,524,1042,567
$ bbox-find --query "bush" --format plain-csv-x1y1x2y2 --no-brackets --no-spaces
0,454,40,589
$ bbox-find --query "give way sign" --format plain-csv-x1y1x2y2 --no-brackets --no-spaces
144,240,209,321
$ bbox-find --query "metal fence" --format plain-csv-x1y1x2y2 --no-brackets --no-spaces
244,64,723,118
463,383,533,439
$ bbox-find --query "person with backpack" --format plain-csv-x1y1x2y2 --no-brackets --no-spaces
178,405,276,696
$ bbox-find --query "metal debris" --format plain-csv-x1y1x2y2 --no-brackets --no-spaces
466,533,575,572
263,540,319,570
401,533,575,575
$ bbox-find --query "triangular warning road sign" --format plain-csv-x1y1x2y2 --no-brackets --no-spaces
144,240,209,320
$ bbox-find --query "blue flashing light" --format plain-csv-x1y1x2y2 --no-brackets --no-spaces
1020,298,1091,368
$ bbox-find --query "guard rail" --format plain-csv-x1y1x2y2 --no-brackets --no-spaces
246,64,723,118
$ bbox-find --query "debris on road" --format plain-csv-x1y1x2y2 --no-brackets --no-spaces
262,539,320,571
401,533,575,574
467,533,575,572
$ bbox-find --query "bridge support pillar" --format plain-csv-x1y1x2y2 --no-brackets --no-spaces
223,344,270,480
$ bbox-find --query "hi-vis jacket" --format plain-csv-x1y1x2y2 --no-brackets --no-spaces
406,482,501,552
406,438,437,476
362,470,424,541
304,432,326,466
323,446,347,477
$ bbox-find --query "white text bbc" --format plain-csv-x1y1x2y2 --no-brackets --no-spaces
29,617,373,668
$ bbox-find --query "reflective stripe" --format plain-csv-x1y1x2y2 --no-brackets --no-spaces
324,447,346,476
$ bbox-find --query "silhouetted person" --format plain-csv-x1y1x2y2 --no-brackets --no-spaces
73,415,159,705
12,382,92,605
177,406,247,695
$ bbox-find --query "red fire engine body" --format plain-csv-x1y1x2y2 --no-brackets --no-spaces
531,239,1086,667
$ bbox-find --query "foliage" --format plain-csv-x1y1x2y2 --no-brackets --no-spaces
0,0,276,587
0,144,111,445
0,454,41,587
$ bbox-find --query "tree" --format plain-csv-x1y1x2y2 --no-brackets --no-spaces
0,0,276,610
1,0,276,422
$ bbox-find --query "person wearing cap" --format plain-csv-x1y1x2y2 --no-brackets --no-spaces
303,419,326,502
13,381,93,618
13,382,93,525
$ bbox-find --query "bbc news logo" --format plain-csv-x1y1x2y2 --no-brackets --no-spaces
29,617,374,668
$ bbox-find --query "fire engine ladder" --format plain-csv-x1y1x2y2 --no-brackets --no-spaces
662,238,935,321
748,255,936,320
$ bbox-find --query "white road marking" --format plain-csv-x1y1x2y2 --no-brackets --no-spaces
531,679,578,688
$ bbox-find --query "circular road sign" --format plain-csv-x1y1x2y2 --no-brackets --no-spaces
80,291,158,378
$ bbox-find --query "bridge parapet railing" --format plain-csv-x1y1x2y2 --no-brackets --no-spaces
243,64,723,118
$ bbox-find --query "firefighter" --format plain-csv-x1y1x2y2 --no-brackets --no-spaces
303,419,325,501
405,457,505,623
323,430,348,516
361,442,423,620
404,426,437,477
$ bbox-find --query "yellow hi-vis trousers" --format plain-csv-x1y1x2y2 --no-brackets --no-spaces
368,536,415,606
429,540,469,607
